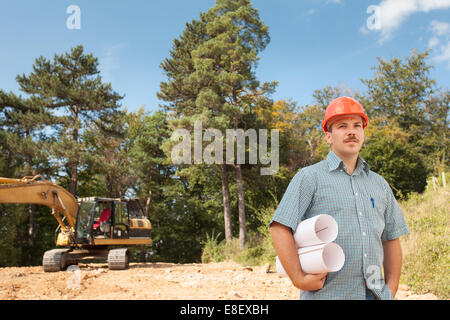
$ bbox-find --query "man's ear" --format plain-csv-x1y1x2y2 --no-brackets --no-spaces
325,132,333,145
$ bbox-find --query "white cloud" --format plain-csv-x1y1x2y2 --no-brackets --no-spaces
430,20,450,36
433,41,450,67
429,36,440,47
428,20,450,67
359,25,369,35
365,0,450,43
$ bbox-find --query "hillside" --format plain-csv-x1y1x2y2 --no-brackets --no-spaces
399,183,449,299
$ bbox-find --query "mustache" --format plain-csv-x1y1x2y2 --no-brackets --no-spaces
344,137,359,143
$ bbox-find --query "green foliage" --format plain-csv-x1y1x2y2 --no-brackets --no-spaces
360,117,428,198
359,50,448,197
361,50,436,130
0,204,56,267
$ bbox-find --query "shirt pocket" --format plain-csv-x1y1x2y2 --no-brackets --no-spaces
367,195,386,238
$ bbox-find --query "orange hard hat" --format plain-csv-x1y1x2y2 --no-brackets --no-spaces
322,96,368,132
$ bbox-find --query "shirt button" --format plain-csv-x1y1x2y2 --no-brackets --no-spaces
362,232,366,236
359,212,363,216
355,193,358,196
364,253,367,258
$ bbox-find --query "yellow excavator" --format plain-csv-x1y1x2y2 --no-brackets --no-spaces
0,175,152,272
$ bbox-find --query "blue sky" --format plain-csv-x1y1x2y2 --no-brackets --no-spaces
1,0,449,113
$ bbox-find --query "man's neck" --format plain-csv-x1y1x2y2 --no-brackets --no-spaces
332,149,359,175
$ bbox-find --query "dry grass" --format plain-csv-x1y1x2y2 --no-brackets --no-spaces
399,182,449,299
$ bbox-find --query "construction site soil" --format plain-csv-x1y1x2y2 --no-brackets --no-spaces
0,261,438,300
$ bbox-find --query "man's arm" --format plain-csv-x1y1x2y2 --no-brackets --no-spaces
382,238,403,298
270,221,327,291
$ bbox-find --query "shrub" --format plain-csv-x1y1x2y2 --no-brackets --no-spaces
200,231,225,263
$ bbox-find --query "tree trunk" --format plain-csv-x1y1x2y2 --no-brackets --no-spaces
235,163,246,249
70,161,78,196
146,174,153,218
70,106,79,196
221,163,232,242
28,204,35,265
28,204,35,247
25,133,35,251
140,245,146,262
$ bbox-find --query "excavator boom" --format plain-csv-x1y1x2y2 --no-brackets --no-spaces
0,175,78,229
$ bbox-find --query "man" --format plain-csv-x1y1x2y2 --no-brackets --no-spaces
270,96,409,300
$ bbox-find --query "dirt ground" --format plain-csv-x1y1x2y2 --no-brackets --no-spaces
0,261,438,300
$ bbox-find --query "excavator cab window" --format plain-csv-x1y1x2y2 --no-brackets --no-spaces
115,202,128,224
76,201,95,243
128,199,145,219
113,202,130,238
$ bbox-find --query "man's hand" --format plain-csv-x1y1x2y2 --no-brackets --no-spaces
294,272,328,291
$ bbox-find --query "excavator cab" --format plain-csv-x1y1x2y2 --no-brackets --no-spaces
48,197,152,272
75,197,151,245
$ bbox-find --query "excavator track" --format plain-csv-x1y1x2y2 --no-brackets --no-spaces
43,249,70,272
108,248,129,270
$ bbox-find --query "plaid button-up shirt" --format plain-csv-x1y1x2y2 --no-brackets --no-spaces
271,150,409,300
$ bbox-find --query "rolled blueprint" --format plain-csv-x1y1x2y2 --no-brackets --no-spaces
276,243,345,275
293,214,338,248
275,214,345,276
298,242,345,273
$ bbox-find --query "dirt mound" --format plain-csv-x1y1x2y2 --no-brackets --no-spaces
0,261,438,300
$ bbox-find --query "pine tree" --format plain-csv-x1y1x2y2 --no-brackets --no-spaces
159,0,275,248
15,45,123,196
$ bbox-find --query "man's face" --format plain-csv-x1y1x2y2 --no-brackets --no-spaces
325,115,365,158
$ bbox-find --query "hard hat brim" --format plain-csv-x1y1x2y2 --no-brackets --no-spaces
322,113,368,133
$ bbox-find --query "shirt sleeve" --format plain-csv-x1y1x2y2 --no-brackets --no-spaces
269,168,316,233
381,180,410,242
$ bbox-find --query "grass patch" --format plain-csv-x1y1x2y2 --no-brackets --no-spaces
201,205,277,266
201,231,225,263
201,233,276,266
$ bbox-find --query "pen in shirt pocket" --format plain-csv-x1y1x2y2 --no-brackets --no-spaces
370,197,375,208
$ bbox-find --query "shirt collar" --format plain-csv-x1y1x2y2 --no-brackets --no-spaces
326,150,370,176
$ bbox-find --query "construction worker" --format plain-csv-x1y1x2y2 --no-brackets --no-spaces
270,96,409,300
